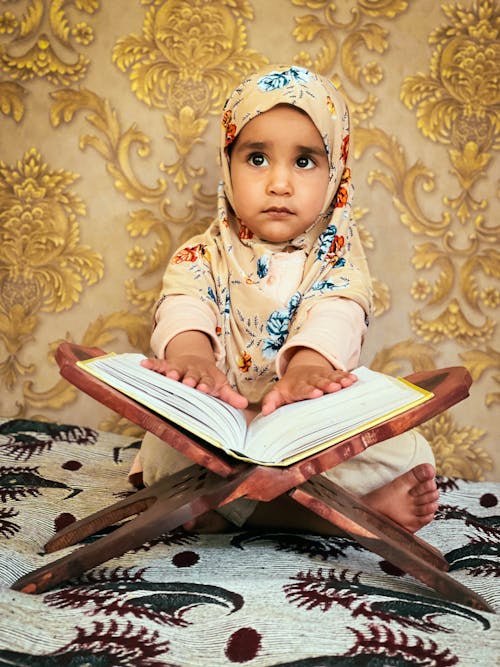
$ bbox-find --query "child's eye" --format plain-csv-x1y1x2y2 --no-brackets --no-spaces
296,156,315,169
248,153,268,167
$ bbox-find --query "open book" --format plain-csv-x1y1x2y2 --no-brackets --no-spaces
76,352,434,467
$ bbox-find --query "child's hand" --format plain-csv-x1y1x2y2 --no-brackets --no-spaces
142,355,248,409
261,348,356,416
141,332,248,410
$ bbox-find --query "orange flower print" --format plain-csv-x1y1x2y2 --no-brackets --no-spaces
215,326,222,335
237,351,252,373
341,134,349,164
222,109,237,147
341,167,351,184
326,235,345,264
238,223,254,240
172,243,209,264
326,95,337,118
335,186,348,208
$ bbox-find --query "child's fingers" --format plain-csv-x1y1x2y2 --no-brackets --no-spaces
308,371,357,394
142,358,211,387
216,383,249,409
141,356,247,409
140,358,164,371
260,391,283,416
141,358,180,380
338,372,358,386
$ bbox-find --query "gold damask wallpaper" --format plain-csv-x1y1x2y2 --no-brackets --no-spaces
0,0,498,480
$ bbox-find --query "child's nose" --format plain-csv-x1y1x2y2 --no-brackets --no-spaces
267,165,292,195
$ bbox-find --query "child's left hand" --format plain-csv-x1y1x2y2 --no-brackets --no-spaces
261,347,357,416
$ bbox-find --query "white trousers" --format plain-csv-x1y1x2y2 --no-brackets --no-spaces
136,428,435,527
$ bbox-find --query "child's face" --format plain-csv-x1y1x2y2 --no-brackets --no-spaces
229,105,330,243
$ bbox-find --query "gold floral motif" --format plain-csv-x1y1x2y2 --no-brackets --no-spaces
291,0,408,120
410,298,495,346
411,278,431,301
354,126,450,236
371,278,390,317
0,80,26,121
125,209,173,315
354,123,498,349
0,148,104,388
353,206,390,316
79,311,151,353
161,106,208,190
354,207,373,248
460,346,500,408
112,0,267,190
49,86,216,349
7,88,175,419
21,309,153,419
401,0,499,224
174,183,220,244
99,413,145,439
0,1,99,85
418,413,492,480
50,88,168,204
356,0,409,19
369,339,437,376
23,370,78,413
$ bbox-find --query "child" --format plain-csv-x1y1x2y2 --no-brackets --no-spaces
131,65,439,534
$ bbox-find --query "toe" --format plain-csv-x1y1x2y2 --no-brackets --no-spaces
414,500,439,517
411,482,439,501
415,488,439,504
411,462,436,483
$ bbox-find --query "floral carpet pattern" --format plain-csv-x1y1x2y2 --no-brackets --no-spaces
0,418,498,666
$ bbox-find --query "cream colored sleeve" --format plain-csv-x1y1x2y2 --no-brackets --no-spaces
276,298,367,377
150,295,224,361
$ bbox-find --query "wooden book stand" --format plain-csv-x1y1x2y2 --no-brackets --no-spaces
11,343,494,613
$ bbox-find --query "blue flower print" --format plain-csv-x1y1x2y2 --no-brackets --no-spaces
266,309,290,338
224,290,230,315
256,255,269,278
262,292,302,359
262,337,285,358
257,67,311,92
288,291,302,315
207,286,230,315
317,224,338,261
311,276,349,292
262,310,289,359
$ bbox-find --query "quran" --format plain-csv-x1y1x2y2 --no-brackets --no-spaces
76,352,433,467
14,343,487,613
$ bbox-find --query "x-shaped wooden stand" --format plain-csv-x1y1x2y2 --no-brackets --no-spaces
11,343,494,613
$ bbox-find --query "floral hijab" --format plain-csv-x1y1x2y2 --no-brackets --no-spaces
157,65,373,404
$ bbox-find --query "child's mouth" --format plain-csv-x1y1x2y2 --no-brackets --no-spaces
264,207,294,216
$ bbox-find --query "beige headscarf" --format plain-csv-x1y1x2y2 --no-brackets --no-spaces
157,65,373,404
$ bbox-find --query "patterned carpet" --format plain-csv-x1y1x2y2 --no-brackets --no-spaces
0,418,499,666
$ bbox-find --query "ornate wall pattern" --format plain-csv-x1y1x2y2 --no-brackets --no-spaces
0,0,498,480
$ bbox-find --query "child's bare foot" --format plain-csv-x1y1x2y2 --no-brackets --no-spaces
362,463,439,533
